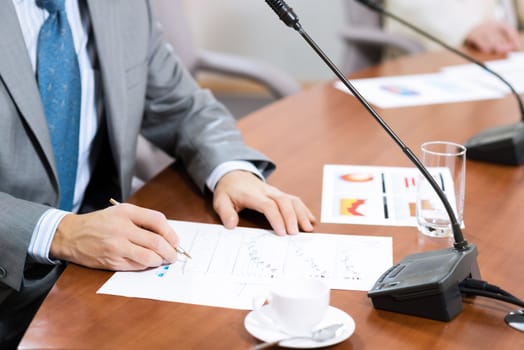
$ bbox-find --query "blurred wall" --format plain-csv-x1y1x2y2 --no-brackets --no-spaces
182,0,344,84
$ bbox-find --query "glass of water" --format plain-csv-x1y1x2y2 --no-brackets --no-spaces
416,141,466,238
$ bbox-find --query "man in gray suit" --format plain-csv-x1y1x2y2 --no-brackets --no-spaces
0,0,315,347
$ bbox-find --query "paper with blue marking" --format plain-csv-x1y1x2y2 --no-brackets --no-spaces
97,220,392,309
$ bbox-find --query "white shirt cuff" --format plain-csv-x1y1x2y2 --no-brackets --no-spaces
205,161,264,192
28,209,69,264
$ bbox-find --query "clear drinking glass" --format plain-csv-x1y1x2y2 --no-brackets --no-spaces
416,141,466,238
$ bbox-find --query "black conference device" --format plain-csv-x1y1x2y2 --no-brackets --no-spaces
355,0,524,165
264,0,480,321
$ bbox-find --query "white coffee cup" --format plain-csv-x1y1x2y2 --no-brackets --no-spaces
259,277,330,335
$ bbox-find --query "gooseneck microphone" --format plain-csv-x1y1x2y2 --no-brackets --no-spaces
355,0,524,165
265,0,468,251
265,0,480,321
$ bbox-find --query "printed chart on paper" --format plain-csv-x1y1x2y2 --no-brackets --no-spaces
321,164,456,226
98,220,392,309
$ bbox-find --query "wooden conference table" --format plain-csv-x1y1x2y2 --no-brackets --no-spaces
20,51,524,349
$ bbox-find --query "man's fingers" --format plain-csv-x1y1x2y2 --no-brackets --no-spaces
112,203,180,257
259,198,287,236
213,170,316,236
126,226,178,264
293,198,316,232
122,243,166,268
270,192,299,235
214,192,240,229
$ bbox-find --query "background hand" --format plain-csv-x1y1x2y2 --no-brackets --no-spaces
49,203,180,271
465,20,520,55
212,170,316,235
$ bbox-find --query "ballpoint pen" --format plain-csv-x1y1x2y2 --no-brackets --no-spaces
109,198,192,259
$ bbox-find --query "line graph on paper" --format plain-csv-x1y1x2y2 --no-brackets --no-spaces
97,220,392,309
157,220,392,290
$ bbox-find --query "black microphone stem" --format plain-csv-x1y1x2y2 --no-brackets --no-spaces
298,27,467,250
356,0,524,121
265,0,468,250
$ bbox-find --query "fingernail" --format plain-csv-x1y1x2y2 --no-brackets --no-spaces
225,216,236,229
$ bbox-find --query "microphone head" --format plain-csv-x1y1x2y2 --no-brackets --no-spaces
265,0,301,29
465,122,524,165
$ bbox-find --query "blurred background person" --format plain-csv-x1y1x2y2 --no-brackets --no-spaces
384,0,524,55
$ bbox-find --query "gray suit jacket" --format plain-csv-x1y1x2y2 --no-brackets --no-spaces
0,0,273,317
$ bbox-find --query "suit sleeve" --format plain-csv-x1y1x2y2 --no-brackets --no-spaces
0,194,50,294
139,1,275,192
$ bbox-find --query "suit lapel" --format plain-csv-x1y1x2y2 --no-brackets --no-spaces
0,1,57,178
86,0,126,187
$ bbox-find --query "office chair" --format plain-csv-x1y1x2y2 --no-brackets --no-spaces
340,0,425,74
134,0,302,189
153,0,301,98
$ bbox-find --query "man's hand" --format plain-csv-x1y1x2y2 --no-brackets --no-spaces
465,20,520,55
50,203,180,271
213,170,316,235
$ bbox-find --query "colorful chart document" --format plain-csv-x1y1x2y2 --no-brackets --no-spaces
321,164,456,227
333,54,524,108
335,72,503,108
97,220,392,310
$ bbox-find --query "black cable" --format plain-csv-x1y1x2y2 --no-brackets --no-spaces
460,287,524,307
459,278,524,308
460,278,518,298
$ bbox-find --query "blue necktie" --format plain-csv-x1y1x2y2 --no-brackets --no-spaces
37,0,81,211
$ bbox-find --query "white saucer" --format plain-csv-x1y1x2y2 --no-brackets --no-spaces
244,305,355,349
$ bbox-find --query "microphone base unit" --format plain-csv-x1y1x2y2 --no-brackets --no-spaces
465,122,524,165
368,244,480,321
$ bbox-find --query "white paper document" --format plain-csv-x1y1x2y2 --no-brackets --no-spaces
97,220,393,310
334,54,524,108
335,72,503,108
440,53,524,94
321,164,457,226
